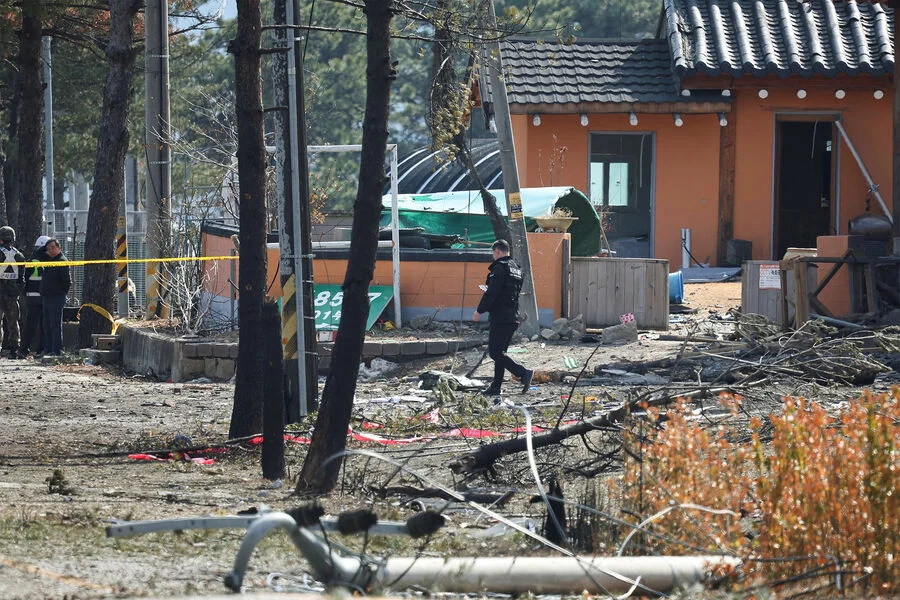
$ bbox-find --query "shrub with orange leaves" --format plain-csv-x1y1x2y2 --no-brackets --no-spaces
751,389,899,592
619,389,899,593
621,395,752,555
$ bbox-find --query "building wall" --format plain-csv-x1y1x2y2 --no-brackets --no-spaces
510,82,892,265
201,231,569,326
732,84,892,259
511,112,721,269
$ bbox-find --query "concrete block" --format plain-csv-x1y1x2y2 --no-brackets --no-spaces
400,341,427,355
362,341,382,356
213,358,235,380
228,344,239,358
79,348,121,364
195,343,212,358
204,357,217,376
446,339,460,353
183,343,199,358
602,321,638,345
212,343,231,358
426,340,448,355
380,341,400,356
121,325,175,380
182,358,206,377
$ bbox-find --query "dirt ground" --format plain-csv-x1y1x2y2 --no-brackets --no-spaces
0,282,893,599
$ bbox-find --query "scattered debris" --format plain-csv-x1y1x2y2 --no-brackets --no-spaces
418,370,484,391
359,358,400,382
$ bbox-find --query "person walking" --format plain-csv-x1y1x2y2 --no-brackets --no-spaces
40,238,70,357
473,239,533,395
20,236,50,357
0,226,26,359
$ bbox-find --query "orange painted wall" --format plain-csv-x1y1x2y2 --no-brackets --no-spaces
510,83,892,265
732,86,892,260
511,112,721,269
313,233,568,320
201,233,282,299
202,232,568,321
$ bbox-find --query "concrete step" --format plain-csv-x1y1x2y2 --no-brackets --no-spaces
79,348,122,365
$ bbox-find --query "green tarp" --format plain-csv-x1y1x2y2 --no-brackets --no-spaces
380,187,602,257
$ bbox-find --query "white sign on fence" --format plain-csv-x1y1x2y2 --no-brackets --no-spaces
758,263,781,289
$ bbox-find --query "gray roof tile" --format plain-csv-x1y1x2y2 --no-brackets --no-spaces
664,0,894,77
492,38,693,106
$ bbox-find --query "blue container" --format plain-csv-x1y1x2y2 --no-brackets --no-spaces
669,271,684,304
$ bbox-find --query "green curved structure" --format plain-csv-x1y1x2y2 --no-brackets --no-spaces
380,186,602,257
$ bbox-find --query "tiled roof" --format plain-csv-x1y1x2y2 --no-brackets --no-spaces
486,38,693,107
663,0,894,78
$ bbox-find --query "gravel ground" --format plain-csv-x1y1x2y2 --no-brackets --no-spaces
0,282,892,599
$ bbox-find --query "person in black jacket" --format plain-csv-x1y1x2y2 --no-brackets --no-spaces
40,238,70,357
473,239,533,395
20,236,50,357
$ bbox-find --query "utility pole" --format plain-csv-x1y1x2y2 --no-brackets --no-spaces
275,0,318,419
145,0,172,316
42,36,53,223
480,0,540,337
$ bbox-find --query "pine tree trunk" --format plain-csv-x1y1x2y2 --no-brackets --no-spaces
296,0,395,494
228,0,267,439
16,0,43,249
78,0,142,348
0,140,7,226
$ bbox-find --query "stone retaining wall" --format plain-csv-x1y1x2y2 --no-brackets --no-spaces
121,324,483,381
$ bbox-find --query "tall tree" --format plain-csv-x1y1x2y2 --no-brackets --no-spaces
297,0,395,493
77,0,143,347
15,0,43,247
227,0,267,439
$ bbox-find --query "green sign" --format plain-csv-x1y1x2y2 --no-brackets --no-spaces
314,284,394,331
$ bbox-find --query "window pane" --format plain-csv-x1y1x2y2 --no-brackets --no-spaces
608,162,629,206
589,162,605,205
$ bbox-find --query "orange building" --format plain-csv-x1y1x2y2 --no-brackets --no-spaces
475,0,894,267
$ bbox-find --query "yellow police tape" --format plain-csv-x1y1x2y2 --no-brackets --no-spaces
78,303,126,335
5,255,239,268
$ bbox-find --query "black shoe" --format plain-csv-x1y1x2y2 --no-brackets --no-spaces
482,386,502,396
7,350,19,360
520,369,534,393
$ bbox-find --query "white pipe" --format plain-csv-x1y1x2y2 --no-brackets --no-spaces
681,228,692,269
312,240,392,250
834,120,893,223
390,144,402,327
379,555,741,595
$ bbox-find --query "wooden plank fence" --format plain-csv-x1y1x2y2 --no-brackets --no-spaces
571,257,669,329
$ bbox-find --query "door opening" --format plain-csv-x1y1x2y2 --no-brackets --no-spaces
589,133,653,258
774,120,836,258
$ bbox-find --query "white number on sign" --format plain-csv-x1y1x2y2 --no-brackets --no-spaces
330,291,343,306
368,292,381,301
315,290,331,306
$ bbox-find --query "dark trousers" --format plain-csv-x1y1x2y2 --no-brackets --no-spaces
488,321,526,388
42,295,66,355
21,303,43,353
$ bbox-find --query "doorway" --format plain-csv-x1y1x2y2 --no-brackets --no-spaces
589,133,654,257
774,119,836,258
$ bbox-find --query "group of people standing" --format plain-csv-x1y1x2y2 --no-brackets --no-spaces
0,226,70,359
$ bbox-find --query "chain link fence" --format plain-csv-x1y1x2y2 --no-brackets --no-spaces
45,210,148,313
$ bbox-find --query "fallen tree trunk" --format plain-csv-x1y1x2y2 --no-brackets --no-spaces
448,403,632,475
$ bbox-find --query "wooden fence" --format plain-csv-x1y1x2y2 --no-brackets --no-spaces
570,257,669,329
